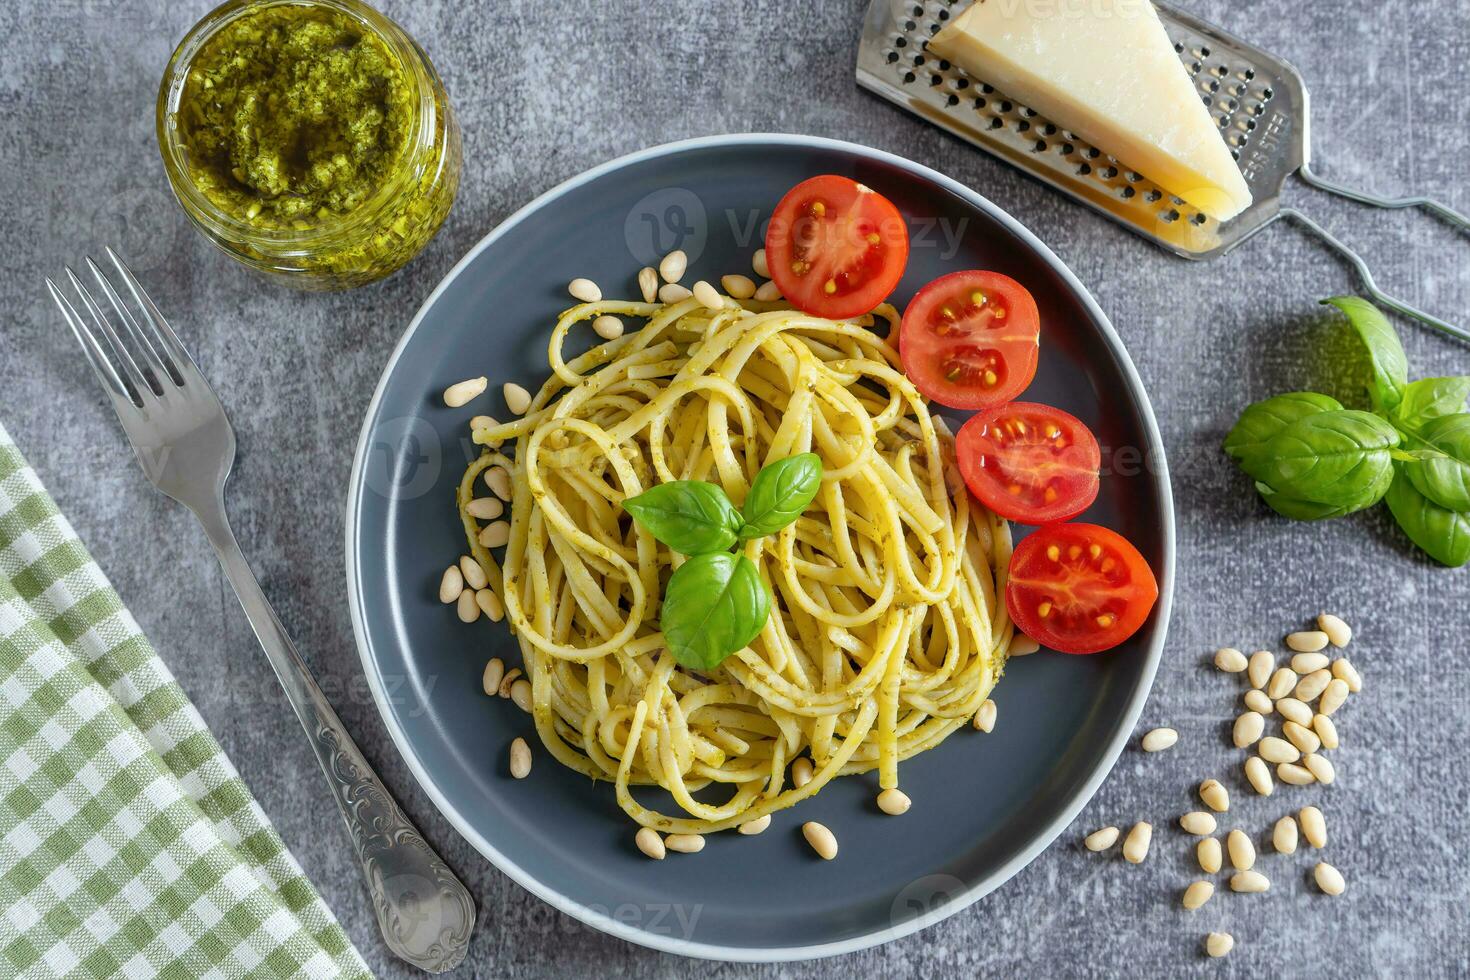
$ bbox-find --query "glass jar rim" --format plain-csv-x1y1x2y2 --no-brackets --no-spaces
156,0,440,248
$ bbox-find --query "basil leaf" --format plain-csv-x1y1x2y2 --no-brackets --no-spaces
1385,467,1470,567
738,453,823,540
1240,410,1400,506
660,553,771,670
1400,413,1470,512
1253,482,1377,522
1395,377,1470,425
1223,392,1344,462
623,481,742,555
1322,296,1408,413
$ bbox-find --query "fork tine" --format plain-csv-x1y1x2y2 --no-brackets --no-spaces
47,276,136,406
65,266,151,402
104,247,201,385
85,256,171,395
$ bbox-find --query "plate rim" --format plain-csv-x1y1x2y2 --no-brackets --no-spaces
344,132,1176,963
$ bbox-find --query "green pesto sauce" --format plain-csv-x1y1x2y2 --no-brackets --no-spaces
179,4,412,229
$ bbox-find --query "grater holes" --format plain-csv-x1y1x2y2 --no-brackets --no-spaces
988,116,1003,129
973,96,987,109
913,54,925,66
999,100,1014,112
1100,165,1118,179
1060,142,1075,156
1120,186,1135,199
981,83,994,93
1084,147,1100,159
902,70,916,84
1077,162,1092,176
1190,213,1208,226
954,77,969,89
1126,171,1143,182
929,73,944,87
895,36,907,47
886,50,899,63
1042,123,1057,135
1160,208,1180,223
1033,139,1047,152
904,19,917,30
946,93,958,106
1016,119,1031,132
1145,189,1162,202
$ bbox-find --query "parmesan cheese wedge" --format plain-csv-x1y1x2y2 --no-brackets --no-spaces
929,0,1252,221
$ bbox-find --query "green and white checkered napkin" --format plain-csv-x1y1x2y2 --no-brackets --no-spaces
0,422,372,980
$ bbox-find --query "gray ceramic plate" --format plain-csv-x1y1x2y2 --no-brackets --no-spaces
346,134,1174,962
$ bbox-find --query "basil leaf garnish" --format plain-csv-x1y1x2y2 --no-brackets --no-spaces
1399,413,1470,512
1384,467,1470,568
1241,410,1400,507
623,481,742,555
1223,392,1344,462
1323,296,1408,413
738,452,823,539
1395,377,1470,425
659,553,771,671
1253,482,1376,521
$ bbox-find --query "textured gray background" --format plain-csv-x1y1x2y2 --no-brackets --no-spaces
2,0,1467,976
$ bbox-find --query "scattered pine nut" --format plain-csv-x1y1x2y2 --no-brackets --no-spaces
803,821,838,860
738,815,771,835
1313,713,1340,750
637,266,659,303
568,278,602,303
1291,652,1330,673
1247,650,1275,689
974,699,998,733
1283,720,1321,755
475,589,504,623
1273,815,1299,854
443,376,488,408
1122,822,1152,863
752,248,769,279
459,555,488,591
509,737,531,778
503,382,532,415
1295,668,1332,703
658,283,692,303
635,828,666,859
658,249,687,283
692,280,722,310
1245,756,1273,796
469,413,498,430
754,280,782,301
1205,932,1234,958
665,833,705,854
1319,678,1350,716
1314,861,1346,895
1318,613,1352,647
486,466,513,500
1275,697,1312,727
1180,812,1216,836
1332,657,1363,692
498,668,521,698
510,678,532,712
1214,647,1247,672
1243,689,1273,715
1277,762,1315,785
439,564,464,604
466,496,504,520
1302,753,1335,784
1141,727,1177,752
1258,736,1300,765
593,315,624,340
721,274,756,299
792,757,814,788
1286,630,1330,652
1182,880,1215,910
1009,634,1040,657
456,588,480,623
1229,870,1270,893
877,788,912,815
1300,806,1327,847
1227,828,1255,870
482,658,504,696
1084,826,1119,851
1199,779,1229,813
1197,837,1222,873
1267,666,1297,699
480,521,511,548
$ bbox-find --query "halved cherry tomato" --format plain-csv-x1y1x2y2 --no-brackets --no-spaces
899,270,1040,410
956,402,1100,525
1005,524,1158,654
765,175,909,319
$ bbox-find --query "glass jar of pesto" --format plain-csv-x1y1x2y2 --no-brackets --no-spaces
157,0,461,290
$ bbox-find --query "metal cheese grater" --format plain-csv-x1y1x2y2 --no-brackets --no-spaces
857,0,1470,342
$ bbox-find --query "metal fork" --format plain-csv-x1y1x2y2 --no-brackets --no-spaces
47,249,475,974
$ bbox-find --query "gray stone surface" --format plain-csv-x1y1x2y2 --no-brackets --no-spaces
2,0,1467,976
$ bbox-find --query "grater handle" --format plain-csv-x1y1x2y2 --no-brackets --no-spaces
1297,163,1470,233
1276,208,1470,345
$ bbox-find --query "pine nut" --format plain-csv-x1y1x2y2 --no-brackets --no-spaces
1287,630,1329,652
1300,805,1327,847
1332,657,1363,692
475,589,504,623
509,737,531,778
497,668,521,698
503,382,532,416
443,376,488,408
754,280,782,301
1295,668,1332,703
752,248,769,279
1180,812,1216,836
1182,881,1214,910
1199,779,1229,813
1275,697,1312,726
1291,652,1330,673
877,788,912,815
637,266,659,303
974,699,998,733
792,757,814,788
1141,727,1177,752
1267,666,1297,699
721,274,757,299
1314,861,1345,895
510,678,532,712
1259,736,1299,764
482,658,504,696
1247,650,1275,689
466,496,504,520
635,828,666,859
1245,756,1273,796
1205,932,1234,958
1319,678,1350,716
1009,634,1040,657
1084,826,1119,851
1318,613,1352,647
439,564,464,603
803,821,838,860
456,588,480,623
486,466,512,500
691,280,722,310
658,283,692,303
1277,762,1314,785
1122,822,1152,863
665,833,705,854
1273,814,1298,854
1227,828,1255,870
1229,870,1270,893
738,815,770,835
459,555,488,591
1313,713,1340,750
1243,689,1273,715
568,278,602,303
480,521,510,548
1214,647,1248,672
469,413,498,430
1302,753,1335,784
1283,721,1321,755
1197,837,1222,873
593,315,624,340
658,250,687,283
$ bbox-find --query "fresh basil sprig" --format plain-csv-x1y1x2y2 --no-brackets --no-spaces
622,454,823,669
1224,297,1470,567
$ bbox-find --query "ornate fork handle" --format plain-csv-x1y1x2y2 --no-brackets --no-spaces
195,499,475,973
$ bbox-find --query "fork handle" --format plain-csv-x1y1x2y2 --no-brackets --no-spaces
194,500,475,974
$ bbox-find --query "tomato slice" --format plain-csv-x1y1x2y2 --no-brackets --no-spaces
899,270,1040,410
765,175,909,319
1005,524,1158,654
956,402,1101,525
